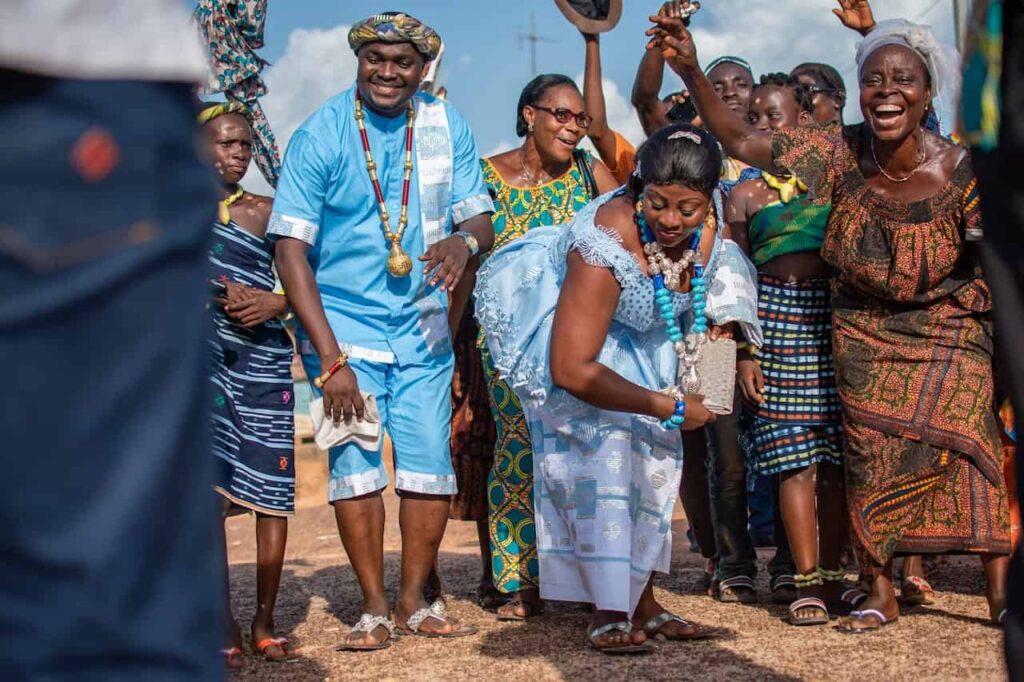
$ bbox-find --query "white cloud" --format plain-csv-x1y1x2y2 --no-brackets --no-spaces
242,25,356,195
458,53,473,67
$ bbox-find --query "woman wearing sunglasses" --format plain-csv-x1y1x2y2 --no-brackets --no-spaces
458,74,617,622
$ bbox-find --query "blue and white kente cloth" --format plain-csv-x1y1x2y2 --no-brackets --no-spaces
268,85,493,500
209,220,295,515
475,189,761,615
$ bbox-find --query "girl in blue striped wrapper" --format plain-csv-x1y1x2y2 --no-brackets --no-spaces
724,73,846,627
201,102,296,667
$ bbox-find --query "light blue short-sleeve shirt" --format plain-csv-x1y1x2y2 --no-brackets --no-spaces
269,86,492,365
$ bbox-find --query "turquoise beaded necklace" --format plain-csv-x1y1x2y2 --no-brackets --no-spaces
636,209,709,427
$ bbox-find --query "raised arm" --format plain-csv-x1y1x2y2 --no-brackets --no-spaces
631,43,671,137
649,15,775,170
582,32,620,169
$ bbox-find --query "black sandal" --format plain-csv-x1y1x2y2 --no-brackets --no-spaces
770,574,797,604
716,575,758,604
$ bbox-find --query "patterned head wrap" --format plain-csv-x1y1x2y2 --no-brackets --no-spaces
197,101,250,125
194,0,281,187
348,12,442,61
705,56,753,80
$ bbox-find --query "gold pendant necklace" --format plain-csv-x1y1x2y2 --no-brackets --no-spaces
355,92,416,277
219,186,244,225
761,172,807,204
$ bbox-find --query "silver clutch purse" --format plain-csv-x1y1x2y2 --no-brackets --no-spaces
678,338,736,415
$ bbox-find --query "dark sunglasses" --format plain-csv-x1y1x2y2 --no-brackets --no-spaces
530,105,592,129
807,85,839,97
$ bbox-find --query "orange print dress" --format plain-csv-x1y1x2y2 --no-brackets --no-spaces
772,123,1010,570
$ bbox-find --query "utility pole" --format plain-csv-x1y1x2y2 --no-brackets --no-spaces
517,12,556,76
952,0,971,52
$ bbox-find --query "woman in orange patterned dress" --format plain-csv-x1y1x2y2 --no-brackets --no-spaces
654,15,1011,632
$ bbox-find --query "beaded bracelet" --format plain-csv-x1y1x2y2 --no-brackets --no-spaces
313,351,349,389
660,399,687,430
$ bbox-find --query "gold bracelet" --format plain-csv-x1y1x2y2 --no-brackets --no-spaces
313,351,349,388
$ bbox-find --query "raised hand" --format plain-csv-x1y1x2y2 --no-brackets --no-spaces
832,0,875,36
646,14,699,76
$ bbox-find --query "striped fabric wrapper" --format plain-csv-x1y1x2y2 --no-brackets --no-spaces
742,275,843,475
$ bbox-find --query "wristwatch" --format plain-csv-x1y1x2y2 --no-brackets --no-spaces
452,230,480,257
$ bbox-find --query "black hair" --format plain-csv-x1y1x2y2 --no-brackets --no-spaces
791,62,845,91
627,123,722,199
754,73,814,115
515,74,580,137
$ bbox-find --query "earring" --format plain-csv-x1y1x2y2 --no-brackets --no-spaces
527,123,534,132
635,199,644,214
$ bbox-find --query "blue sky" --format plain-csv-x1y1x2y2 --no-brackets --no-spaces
190,1,959,193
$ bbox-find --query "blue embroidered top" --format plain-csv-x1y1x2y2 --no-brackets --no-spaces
268,86,493,364
474,189,762,421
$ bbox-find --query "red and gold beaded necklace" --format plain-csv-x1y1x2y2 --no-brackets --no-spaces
354,91,416,277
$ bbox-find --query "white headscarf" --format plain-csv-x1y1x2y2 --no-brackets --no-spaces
855,19,961,107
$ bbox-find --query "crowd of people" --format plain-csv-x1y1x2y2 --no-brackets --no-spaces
197,0,1018,660
3,0,1022,678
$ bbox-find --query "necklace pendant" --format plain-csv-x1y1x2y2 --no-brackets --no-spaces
387,240,413,277
683,366,702,394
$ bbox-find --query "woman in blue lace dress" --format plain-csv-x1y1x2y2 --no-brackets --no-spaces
475,123,762,654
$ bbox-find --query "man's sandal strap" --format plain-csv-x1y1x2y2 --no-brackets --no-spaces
719,576,755,591
352,613,395,635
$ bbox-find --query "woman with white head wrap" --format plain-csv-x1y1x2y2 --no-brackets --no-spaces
651,12,1011,633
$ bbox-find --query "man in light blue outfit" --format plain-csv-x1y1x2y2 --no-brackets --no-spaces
271,12,494,649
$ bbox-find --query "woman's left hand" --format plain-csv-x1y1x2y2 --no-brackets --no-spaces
224,289,288,328
832,0,875,36
420,235,471,292
708,325,733,341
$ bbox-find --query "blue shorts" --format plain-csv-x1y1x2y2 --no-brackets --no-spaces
303,350,456,501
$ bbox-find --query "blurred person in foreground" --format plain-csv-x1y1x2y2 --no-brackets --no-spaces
962,0,1024,675
0,1,224,679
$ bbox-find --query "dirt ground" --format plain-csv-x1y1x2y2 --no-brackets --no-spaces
225,447,1008,681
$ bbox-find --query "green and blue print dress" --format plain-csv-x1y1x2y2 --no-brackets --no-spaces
478,153,595,594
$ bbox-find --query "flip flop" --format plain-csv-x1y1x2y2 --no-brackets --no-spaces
478,584,510,610
838,586,869,611
717,576,758,604
788,597,830,626
900,575,936,606
221,646,244,671
588,621,654,655
396,602,478,638
642,612,716,641
335,614,394,652
496,598,544,621
836,608,897,634
253,637,293,661
770,574,797,605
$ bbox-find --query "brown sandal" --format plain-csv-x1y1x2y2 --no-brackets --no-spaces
900,576,936,606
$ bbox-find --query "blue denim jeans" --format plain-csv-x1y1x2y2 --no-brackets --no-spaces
0,70,223,681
